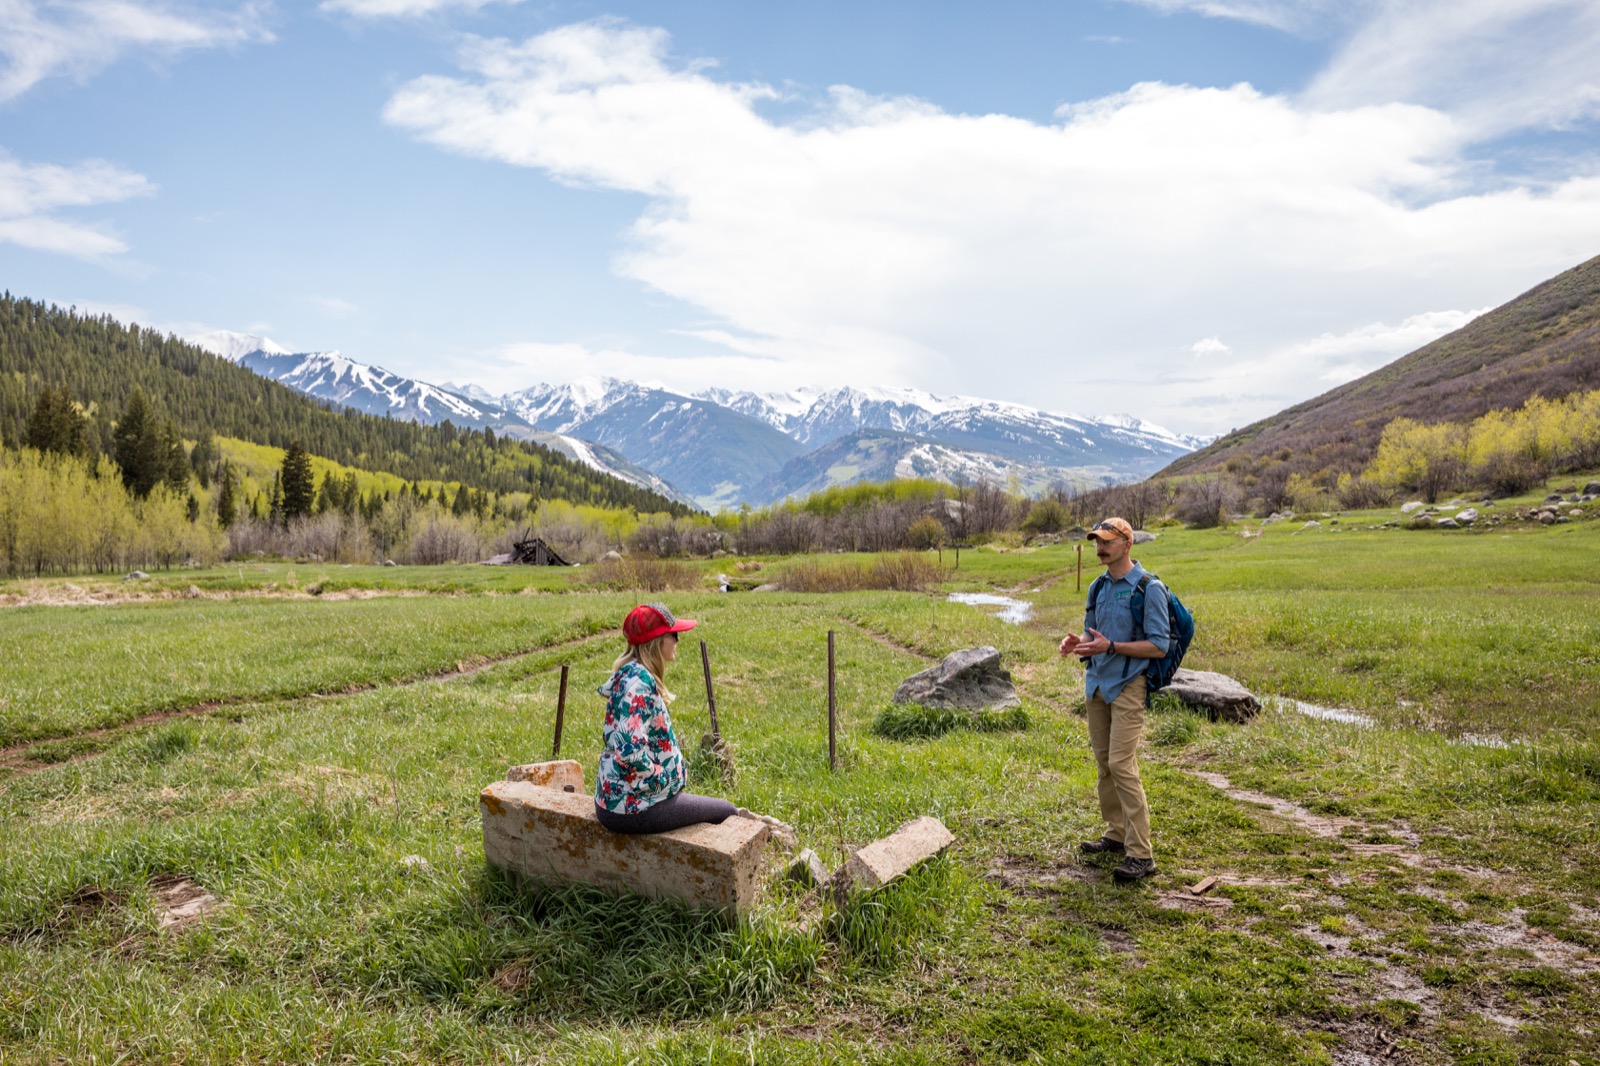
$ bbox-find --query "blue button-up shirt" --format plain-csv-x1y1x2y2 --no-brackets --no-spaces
1084,561,1171,703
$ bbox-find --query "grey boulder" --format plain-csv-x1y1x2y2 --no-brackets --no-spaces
1131,530,1158,544
894,646,1020,711
1163,669,1262,723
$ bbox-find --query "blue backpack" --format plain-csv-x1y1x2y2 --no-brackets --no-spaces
1087,571,1195,704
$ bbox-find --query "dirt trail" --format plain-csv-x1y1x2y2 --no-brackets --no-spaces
0,627,614,778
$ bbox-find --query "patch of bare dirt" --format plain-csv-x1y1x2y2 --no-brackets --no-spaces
0,582,433,608
982,854,1098,898
150,875,224,931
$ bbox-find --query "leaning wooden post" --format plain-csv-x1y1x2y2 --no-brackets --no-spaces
551,664,569,758
700,640,720,739
827,630,837,770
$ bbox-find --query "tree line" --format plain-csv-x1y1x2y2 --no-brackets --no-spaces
0,294,689,515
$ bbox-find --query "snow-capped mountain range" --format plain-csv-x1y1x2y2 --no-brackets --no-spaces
188,332,1206,510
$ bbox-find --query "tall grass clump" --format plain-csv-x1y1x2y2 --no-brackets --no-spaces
871,702,1029,740
581,556,703,592
825,856,967,971
776,553,944,593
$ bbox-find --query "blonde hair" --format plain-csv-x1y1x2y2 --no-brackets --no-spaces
612,634,676,703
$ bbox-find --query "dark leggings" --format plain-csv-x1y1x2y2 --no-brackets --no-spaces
594,791,738,834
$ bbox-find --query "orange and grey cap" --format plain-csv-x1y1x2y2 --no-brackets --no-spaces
1086,518,1134,544
623,602,697,645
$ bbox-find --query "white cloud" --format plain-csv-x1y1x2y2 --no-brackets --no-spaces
1191,337,1231,355
1305,1,1600,136
0,1,271,102
465,339,807,398
312,295,360,317
385,20,1600,433
320,0,523,17
0,152,154,257
1112,0,1341,33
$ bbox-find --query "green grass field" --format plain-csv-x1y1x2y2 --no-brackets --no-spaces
1,510,1597,1064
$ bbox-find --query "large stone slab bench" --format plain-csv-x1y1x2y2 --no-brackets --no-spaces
480,761,770,913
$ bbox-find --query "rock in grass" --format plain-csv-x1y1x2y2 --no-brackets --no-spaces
894,646,1020,712
1164,669,1262,724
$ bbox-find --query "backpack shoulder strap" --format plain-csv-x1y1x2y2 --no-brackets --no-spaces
1131,573,1152,640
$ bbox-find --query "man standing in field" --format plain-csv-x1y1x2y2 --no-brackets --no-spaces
1059,517,1170,884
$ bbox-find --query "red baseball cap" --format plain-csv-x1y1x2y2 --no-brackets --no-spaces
622,602,697,645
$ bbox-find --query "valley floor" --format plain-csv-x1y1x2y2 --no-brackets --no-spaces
1,516,1596,1065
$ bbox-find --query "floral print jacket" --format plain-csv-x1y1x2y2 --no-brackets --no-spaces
594,660,687,814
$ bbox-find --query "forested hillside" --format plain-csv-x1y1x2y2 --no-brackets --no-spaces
1159,252,1600,488
0,295,689,515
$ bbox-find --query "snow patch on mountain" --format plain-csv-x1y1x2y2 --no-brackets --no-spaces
189,330,290,362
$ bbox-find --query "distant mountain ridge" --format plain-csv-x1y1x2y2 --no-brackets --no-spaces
189,334,1206,509
1159,251,1600,482
0,299,689,516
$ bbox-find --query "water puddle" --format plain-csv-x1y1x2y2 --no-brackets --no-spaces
946,592,1034,624
1272,698,1516,749
1275,698,1376,728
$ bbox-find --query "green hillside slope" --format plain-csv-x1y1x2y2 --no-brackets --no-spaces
1160,252,1600,482
0,295,688,514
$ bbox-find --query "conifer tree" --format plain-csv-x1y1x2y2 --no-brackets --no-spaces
189,428,215,488
280,442,314,521
112,387,168,498
216,463,238,529
268,473,283,527
163,421,190,492
25,385,90,457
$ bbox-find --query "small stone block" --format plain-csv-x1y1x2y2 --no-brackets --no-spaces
831,816,954,899
1187,876,1218,896
786,848,830,888
506,760,585,790
479,780,769,913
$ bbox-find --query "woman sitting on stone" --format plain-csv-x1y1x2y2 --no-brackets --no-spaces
593,603,739,834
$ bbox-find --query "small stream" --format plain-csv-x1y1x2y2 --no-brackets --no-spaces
946,592,1034,624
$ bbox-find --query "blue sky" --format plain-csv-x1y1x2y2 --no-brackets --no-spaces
4,1,1600,436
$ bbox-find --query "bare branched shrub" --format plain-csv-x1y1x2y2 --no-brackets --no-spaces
284,511,373,563
582,556,702,591
406,514,482,565
628,514,683,557
226,516,284,558
1175,476,1242,528
743,508,824,554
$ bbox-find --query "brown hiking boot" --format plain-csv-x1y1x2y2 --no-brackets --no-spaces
1079,836,1126,855
1112,856,1158,884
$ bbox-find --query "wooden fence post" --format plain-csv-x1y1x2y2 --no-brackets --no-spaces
551,664,569,758
827,630,837,770
700,640,720,739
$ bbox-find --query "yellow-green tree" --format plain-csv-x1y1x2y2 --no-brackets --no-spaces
1367,418,1468,503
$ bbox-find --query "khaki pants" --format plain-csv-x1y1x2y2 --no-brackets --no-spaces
1086,675,1152,859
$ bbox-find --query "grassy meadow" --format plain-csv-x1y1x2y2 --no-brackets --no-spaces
1,502,1597,1064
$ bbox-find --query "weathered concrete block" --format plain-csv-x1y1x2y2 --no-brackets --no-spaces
786,848,830,888
831,816,954,900
479,780,770,913
505,760,584,790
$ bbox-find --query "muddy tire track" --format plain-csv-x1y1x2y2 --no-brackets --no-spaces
0,626,615,777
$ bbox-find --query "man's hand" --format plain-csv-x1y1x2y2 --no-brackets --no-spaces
1060,628,1110,660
